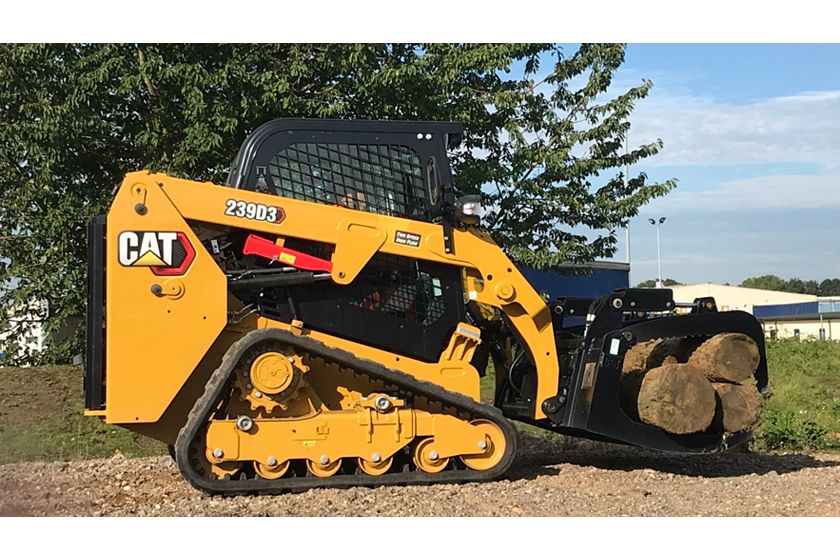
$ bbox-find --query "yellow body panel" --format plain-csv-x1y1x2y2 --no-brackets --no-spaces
104,178,228,423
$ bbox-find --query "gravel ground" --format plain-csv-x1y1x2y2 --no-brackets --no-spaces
1,433,838,516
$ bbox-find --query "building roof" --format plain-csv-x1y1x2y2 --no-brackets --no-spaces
670,283,817,300
758,312,840,322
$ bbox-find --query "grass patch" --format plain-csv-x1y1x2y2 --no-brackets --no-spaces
0,366,165,464
752,340,840,452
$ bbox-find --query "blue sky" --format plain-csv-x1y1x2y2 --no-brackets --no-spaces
549,44,840,285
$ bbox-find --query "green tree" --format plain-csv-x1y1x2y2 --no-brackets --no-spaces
0,43,675,364
818,278,840,296
740,275,824,295
802,279,820,295
635,278,682,288
740,275,787,292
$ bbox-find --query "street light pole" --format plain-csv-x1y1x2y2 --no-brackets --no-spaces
648,217,666,288
624,134,631,281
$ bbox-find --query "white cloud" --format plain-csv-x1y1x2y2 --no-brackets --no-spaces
629,87,840,166
644,172,840,213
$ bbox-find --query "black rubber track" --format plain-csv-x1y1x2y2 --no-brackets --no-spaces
175,328,519,496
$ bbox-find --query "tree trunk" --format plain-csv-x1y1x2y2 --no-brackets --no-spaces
712,382,763,433
636,363,717,434
689,333,760,383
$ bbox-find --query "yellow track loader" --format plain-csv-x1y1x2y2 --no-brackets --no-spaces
84,119,768,494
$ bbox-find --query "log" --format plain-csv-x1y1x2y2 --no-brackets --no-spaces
636,363,717,434
622,340,660,373
711,382,763,433
622,337,702,374
688,333,760,383
619,369,646,421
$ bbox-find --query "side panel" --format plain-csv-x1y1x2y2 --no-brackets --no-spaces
104,177,227,423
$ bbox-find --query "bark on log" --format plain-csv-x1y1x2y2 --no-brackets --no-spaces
688,333,760,383
712,382,763,433
622,337,702,374
622,340,660,373
636,363,717,434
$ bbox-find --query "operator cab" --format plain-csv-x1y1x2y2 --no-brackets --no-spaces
226,118,463,223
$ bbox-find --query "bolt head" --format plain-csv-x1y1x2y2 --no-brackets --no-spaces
372,453,382,463
267,456,278,467
236,416,253,432
320,455,330,465
429,450,439,461
375,396,391,412
478,440,488,450
213,448,224,459
254,391,263,398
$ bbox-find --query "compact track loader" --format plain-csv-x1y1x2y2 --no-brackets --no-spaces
85,119,768,494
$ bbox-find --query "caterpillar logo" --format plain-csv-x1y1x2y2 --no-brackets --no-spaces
118,231,196,276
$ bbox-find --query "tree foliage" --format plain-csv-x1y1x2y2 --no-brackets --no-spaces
635,278,682,288
740,275,840,296
0,43,674,364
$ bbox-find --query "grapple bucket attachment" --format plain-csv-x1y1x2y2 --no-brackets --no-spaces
545,288,768,453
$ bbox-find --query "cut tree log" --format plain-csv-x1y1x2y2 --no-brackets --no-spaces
636,363,717,434
621,337,702,374
622,340,660,373
619,369,646,421
688,333,760,383
711,382,763,433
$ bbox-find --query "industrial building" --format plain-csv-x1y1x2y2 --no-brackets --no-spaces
670,283,839,341
0,300,47,360
754,299,840,341
669,283,817,313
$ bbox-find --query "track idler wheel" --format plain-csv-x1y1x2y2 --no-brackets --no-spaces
413,438,449,473
460,419,507,471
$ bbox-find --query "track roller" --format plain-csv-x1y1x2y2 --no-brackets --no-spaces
413,438,449,473
307,457,343,477
254,459,290,480
357,455,394,476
